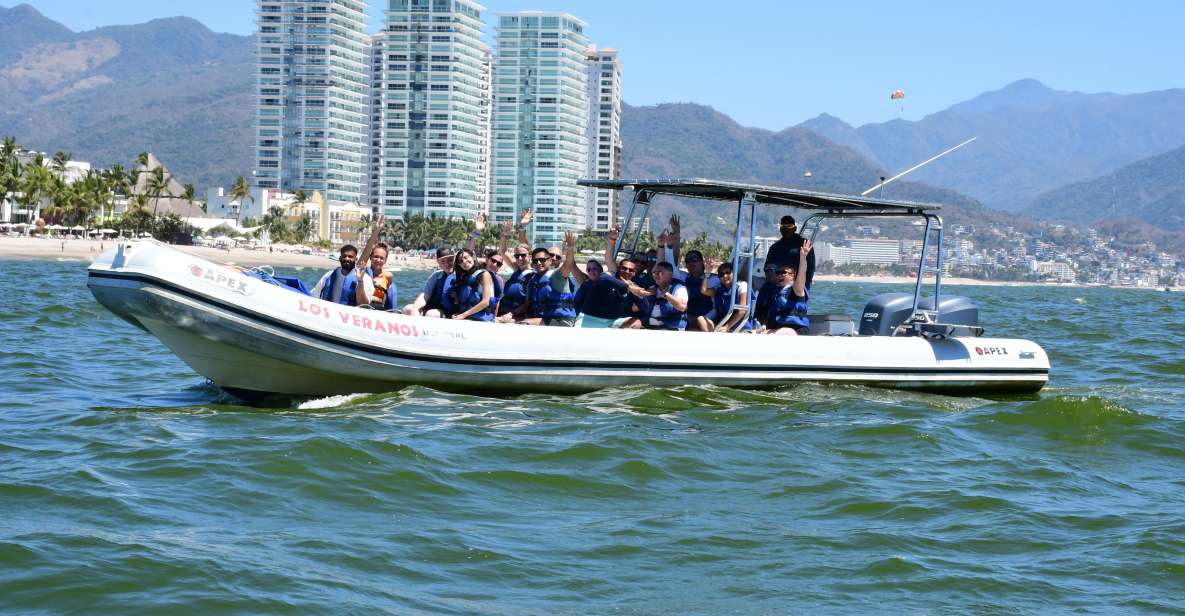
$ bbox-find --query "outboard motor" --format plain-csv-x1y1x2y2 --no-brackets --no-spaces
859,292,980,336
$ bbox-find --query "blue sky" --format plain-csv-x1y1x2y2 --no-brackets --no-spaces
10,0,1184,128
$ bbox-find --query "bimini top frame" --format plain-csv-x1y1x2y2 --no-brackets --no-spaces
577,177,947,333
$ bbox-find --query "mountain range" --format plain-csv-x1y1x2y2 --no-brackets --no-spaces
1,3,1184,238
798,79,1185,213
0,3,254,189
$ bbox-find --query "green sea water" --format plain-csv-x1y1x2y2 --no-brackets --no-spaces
2,258,1184,613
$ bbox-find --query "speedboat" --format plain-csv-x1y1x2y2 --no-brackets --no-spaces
86,179,1050,397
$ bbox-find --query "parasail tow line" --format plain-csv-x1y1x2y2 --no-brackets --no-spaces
861,136,977,196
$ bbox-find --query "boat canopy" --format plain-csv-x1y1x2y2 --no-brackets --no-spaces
579,177,949,334
577,178,941,215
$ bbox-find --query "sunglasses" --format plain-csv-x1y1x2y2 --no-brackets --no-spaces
646,256,657,262
549,254,561,260
514,253,528,258
490,259,503,266
531,257,549,264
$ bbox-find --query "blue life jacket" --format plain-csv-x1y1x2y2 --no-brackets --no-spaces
533,272,577,320
684,273,714,318
422,271,449,315
753,281,776,326
367,266,396,311
712,283,735,318
768,286,809,330
244,270,311,296
456,270,495,322
439,273,458,317
645,282,688,330
318,268,359,305
499,269,529,315
490,272,504,314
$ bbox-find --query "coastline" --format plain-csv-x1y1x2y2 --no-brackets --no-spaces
0,236,438,271
1,236,1177,291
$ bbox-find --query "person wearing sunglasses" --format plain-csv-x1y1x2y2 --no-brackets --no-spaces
635,261,688,331
763,239,813,335
752,261,780,329
402,246,456,318
494,217,532,321
765,214,816,290
558,231,636,328
506,246,577,326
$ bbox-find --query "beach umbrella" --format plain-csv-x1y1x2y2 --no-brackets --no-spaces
71,225,85,232
138,232,153,238
100,228,117,234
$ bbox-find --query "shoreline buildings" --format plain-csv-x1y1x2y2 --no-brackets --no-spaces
490,12,590,245
253,2,622,240
584,47,622,234
368,0,492,220
253,0,371,210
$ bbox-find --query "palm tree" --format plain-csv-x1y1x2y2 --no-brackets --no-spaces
290,188,309,217
294,213,315,244
51,151,71,176
0,138,21,223
19,161,51,225
229,176,252,224
147,166,173,217
181,183,196,221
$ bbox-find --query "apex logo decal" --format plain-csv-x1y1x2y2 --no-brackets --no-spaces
975,346,1008,356
189,264,253,296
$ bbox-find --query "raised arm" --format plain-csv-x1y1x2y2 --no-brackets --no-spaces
604,226,620,273
700,258,722,297
794,239,812,298
669,214,682,266
465,213,486,252
560,230,587,285
517,208,533,246
497,220,514,262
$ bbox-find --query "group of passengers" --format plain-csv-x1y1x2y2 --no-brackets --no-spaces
314,211,817,335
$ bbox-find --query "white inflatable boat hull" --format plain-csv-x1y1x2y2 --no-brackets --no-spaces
86,242,1050,397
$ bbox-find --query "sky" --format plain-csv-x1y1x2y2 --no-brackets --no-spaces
9,0,1185,129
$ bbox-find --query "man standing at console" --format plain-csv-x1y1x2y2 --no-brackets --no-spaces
765,215,815,290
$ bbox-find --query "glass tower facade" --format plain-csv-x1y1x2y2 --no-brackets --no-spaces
253,0,371,208
491,12,589,246
370,0,492,220
584,47,622,234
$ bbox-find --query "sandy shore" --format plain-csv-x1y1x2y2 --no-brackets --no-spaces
0,236,437,270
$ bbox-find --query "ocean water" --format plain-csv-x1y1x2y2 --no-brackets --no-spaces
2,257,1184,613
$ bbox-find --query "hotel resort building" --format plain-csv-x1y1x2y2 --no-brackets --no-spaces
367,0,492,220
253,0,371,210
490,11,590,245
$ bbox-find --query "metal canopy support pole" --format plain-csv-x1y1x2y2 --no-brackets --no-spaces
728,196,745,315
628,191,653,257
745,194,758,318
912,215,933,316
614,190,648,260
933,214,944,313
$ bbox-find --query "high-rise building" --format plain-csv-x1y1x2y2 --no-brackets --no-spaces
253,0,370,209
370,0,492,220
491,12,589,245
584,47,621,234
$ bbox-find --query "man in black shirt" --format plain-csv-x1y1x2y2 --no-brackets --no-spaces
765,215,815,290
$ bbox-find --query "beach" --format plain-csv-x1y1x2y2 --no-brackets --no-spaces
0,235,436,270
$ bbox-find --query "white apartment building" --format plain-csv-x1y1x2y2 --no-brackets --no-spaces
491,12,589,245
370,0,492,220
584,47,621,233
253,0,371,209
